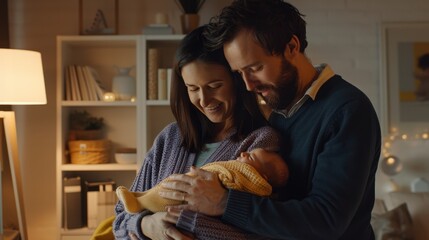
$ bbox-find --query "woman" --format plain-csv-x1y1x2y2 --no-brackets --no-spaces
113,25,280,240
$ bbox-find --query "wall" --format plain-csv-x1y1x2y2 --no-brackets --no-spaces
7,0,429,239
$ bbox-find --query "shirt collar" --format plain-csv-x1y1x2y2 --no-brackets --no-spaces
306,64,335,100
273,64,335,117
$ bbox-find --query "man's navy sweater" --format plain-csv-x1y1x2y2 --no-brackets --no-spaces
223,75,381,240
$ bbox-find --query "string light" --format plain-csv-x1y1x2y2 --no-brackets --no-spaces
382,128,429,158
381,155,402,176
380,128,428,192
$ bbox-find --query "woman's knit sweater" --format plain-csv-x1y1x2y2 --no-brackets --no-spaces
113,122,280,239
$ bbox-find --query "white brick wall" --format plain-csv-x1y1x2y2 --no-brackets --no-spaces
291,0,429,199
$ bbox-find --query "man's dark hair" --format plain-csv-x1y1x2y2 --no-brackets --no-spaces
204,0,307,55
170,25,268,152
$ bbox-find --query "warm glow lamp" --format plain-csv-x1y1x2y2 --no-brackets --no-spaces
0,48,47,240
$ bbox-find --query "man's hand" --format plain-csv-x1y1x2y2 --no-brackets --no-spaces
141,212,193,240
159,166,228,216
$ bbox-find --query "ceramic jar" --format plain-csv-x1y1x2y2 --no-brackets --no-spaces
112,66,135,100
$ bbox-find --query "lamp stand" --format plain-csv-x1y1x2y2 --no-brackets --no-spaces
0,111,27,240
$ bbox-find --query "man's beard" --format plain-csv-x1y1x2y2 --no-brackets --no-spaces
258,58,298,110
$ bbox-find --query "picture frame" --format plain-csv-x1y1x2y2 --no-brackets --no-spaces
380,22,429,135
79,0,118,35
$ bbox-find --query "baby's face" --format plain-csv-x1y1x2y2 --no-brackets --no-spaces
236,148,269,176
237,148,288,187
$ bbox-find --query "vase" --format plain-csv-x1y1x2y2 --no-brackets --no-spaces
112,66,135,100
181,14,200,34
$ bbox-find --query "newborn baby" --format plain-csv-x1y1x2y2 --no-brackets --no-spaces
116,148,289,214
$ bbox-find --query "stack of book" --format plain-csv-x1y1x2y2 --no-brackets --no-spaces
85,180,117,229
65,65,106,101
62,178,117,229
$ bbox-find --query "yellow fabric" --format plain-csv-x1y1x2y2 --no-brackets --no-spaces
116,160,272,214
90,215,115,240
202,160,272,196
117,183,184,213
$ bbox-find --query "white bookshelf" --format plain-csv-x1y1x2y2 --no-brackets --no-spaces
56,34,182,239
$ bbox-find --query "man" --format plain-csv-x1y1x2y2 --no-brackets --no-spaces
160,1,381,239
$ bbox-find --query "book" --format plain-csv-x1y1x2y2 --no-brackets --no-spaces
76,65,90,100
85,180,117,229
158,68,168,100
63,176,83,229
167,68,172,101
64,66,72,100
69,65,82,101
82,66,100,100
85,66,106,100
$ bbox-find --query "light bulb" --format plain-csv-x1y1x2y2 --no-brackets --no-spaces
103,92,116,102
381,155,402,176
384,141,391,148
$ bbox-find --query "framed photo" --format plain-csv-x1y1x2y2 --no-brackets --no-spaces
79,0,118,35
380,22,429,134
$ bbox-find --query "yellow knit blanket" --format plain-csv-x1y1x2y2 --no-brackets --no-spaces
116,160,272,214
96,161,272,240
202,160,272,196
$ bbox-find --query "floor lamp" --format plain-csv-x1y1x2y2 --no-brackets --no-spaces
0,49,47,240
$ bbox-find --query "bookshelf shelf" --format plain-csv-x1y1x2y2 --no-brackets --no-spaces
61,100,137,107
145,34,185,40
56,34,182,239
60,163,138,171
61,227,94,235
146,100,170,106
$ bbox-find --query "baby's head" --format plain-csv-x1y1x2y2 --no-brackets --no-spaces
236,148,289,187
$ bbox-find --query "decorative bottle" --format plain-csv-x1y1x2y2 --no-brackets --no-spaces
112,66,135,100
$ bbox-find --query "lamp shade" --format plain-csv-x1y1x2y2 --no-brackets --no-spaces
0,48,46,105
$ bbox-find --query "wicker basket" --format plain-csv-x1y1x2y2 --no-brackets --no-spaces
69,140,110,164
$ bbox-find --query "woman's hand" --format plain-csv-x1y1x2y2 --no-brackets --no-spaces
141,212,193,240
159,167,228,216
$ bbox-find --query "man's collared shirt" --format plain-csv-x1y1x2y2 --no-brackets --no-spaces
274,64,335,118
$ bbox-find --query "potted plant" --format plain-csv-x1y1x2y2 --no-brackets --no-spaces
174,0,206,34
68,110,105,140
